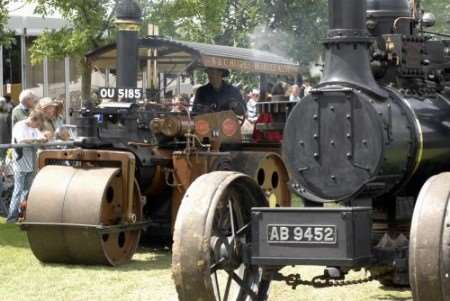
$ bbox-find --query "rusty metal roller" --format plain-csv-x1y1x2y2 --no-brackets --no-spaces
24,165,141,265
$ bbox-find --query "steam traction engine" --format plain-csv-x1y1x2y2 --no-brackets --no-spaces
172,0,450,300
20,0,293,266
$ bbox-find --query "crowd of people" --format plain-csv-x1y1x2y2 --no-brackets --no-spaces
0,89,69,223
168,67,313,130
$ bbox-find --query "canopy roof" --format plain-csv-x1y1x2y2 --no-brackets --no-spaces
86,36,301,76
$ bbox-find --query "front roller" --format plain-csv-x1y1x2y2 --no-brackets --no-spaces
23,165,142,266
173,172,270,301
410,172,450,300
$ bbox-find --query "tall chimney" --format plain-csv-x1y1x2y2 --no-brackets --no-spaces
115,0,142,101
320,0,387,98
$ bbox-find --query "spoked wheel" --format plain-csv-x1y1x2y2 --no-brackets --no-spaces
173,171,270,301
410,172,450,300
24,165,142,266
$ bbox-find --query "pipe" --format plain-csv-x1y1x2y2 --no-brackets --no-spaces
115,0,142,102
319,0,387,98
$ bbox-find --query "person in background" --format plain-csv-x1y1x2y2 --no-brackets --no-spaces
189,84,202,111
247,89,259,123
3,95,13,113
271,82,289,101
0,97,12,158
193,68,246,115
289,85,302,102
36,97,68,141
171,94,190,113
7,110,45,223
303,80,312,96
11,89,38,127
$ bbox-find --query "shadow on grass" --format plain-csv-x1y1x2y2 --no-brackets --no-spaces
375,295,412,301
36,247,172,272
0,222,29,249
1,218,173,271
375,286,412,301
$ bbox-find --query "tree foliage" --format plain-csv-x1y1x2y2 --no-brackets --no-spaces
28,0,117,99
0,0,13,47
29,0,116,62
146,0,328,77
26,0,449,96
422,0,450,33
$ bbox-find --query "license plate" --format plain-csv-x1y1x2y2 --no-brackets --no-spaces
267,224,337,244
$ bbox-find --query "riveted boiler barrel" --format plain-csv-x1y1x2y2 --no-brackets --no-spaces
284,86,450,202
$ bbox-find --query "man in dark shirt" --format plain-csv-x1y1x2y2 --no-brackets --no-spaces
192,68,246,115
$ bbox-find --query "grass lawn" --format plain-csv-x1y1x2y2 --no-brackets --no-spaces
0,217,412,301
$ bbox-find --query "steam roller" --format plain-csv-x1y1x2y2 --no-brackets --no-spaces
22,149,143,266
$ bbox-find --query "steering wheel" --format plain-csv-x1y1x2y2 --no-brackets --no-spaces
220,100,246,126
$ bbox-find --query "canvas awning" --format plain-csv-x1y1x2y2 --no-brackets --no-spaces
86,36,301,76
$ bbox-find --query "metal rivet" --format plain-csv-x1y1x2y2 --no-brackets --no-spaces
299,140,304,146
346,153,352,158
330,140,335,145
313,153,319,158
362,139,367,145
331,175,336,180
346,133,351,138
313,134,319,139
330,106,335,111
313,114,318,120
346,114,351,119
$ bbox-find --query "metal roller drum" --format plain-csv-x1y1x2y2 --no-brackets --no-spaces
24,165,142,266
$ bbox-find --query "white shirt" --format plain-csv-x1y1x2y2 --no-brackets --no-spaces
289,95,301,102
304,85,312,96
12,120,43,173
247,98,258,123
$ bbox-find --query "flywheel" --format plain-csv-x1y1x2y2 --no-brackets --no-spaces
230,152,291,207
24,165,142,266
173,171,271,301
410,172,450,300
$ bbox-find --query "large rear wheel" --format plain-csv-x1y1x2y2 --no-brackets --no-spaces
172,171,270,301
410,172,450,300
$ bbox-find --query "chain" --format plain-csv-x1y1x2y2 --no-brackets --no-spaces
276,268,393,289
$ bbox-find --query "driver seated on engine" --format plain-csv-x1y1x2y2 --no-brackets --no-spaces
192,68,246,116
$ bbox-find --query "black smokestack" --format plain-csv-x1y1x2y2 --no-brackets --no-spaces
320,0,387,98
115,0,142,101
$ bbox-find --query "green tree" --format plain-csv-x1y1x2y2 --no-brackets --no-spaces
0,0,13,47
28,0,117,100
146,0,328,79
422,0,450,33
144,0,265,87
145,0,264,46
256,0,328,70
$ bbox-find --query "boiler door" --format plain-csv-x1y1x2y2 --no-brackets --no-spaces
283,88,385,201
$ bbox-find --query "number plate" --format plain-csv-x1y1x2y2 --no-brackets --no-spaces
98,88,143,100
267,224,337,244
